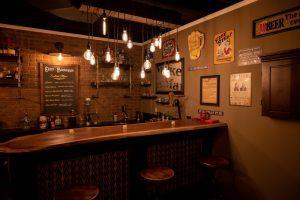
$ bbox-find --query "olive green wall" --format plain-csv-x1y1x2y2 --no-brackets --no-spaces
142,0,300,199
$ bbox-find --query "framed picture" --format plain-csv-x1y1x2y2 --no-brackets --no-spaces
156,59,184,95
200,75,220,106
162,38,176,59
253,6,300,38
230,73,251,106
214,30,234,64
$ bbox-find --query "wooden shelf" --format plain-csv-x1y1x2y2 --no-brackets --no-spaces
140,83,152,87
0,79,19,87
141,95,157,99
155,100,170,105
91,81,130,88
99,62,131,69
0,54,22,62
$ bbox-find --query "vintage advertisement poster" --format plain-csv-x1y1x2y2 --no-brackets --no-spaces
162,38,176,59
238,47,262,66
156,59,184,94
253,6,300,38
200,75,220,106
214,30,234,64
188,31,204,60
230,73,251,106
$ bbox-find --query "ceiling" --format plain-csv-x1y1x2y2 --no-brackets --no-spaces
0,0,241,43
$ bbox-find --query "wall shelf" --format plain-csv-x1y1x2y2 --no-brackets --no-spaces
99,62,131,69
91,81,130,88
0,79,19,87
0,54,22,62
141,95,157,99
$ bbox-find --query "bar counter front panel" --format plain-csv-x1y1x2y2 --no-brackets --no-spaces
0,120,228,200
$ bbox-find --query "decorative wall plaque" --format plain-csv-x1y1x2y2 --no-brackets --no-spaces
230,73,251,106
200,75,220,106
253,6,300,38
238,47,262,66
162,38,176,59
214,30,234,64
188,31,204,60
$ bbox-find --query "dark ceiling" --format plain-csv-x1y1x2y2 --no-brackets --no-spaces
0,0,241,42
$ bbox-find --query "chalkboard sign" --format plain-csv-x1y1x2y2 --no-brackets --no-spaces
40,63,78,115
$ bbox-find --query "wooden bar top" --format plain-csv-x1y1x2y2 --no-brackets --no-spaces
0,120,227,154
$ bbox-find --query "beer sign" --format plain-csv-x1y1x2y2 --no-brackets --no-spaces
253,6,300,38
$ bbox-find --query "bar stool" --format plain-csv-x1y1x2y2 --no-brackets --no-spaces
140,166,175,199
54,185,99,200
200,156,230,200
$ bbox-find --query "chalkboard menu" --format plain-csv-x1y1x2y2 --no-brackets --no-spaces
40,63,78,115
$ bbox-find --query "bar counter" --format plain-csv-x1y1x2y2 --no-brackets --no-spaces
0,120,228,200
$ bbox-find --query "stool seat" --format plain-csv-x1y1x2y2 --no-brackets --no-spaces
200,156,230,169
140,167,174,183
55,185,99,200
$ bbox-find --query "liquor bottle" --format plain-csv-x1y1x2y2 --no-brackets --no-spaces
22,113,31,130
55,116,62,127
50,115,55,129
86,114,91,126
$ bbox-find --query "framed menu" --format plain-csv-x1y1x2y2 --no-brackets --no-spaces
156,59,184,94
230,73,251,106
40,63,78,115
200,75,220,106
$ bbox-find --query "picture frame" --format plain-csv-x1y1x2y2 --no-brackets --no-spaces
230,73,251,106
200,75,220,106
155,59,184,95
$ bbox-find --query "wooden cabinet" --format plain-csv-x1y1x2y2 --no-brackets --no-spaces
261,49,300,118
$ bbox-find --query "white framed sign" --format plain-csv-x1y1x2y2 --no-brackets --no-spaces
230,73,251,106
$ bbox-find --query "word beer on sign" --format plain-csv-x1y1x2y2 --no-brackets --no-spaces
156,59,184,95
40,63,78,115
253,6,300,38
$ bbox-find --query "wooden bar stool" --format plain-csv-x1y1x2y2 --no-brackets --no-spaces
55,185,99,200
140,166,175,199
200,156,230,200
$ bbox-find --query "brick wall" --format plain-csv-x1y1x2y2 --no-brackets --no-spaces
0,28,142,128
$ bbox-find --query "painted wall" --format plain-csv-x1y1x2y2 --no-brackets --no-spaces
142,0,300,199
0,28,142,128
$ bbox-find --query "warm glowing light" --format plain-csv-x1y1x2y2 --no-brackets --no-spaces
143,59,151,70
127,39,133,49
175,50,180,61
57,53,63,61
111,63,120,80
154,38,159,47
83,45,92,60
140,68,145,79
150,42,155,53
162,66,170,78
158,35,162,49
122,30,128,42
105,48,111,62
102,18,107,35
90,54,96,65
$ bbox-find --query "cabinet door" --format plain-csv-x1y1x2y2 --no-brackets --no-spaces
262,58,300,118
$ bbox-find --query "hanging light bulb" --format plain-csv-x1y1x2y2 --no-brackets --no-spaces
158,35,162,49
150,42,155,53
57,53,63,61
140,68,145,79
175,48,180,61
102,11,107,36
111,63,120,80
105,47,111,62
90,53,96,65
165,69,171,78
154,37,159,47
122,29,128,42
127,39,133,49
83,44,92,60
143,59,151,70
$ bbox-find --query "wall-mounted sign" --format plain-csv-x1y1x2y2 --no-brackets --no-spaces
230,73,251,106
200,75,220,106
238,47,262,66
188,31,204,60
156,59,184,95
188,66,208,71
162,38,176,59
40,63,78,115
253,6,300,38
214,30,234,64
198,109,224,116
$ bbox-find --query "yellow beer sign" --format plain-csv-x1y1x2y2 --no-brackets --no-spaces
188,31,204,60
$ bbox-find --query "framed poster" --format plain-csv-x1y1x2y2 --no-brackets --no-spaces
162,38,176,59
230,73,251,106
40,63,79,115
214,30,234,64
156,59,184,95
253,6,300,38
200,75,220,106
238,47,262,66
188,31,205,60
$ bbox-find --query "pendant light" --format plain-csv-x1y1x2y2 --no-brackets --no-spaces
105,47,111,62
57,53,63,61
122,13,128,42
162,63,171,79
175,27,180,61
111,14,120,80
90,53,96,65
150,42,155,53
154,37,159,47
140,67,145,79
84,44,92,60
144,58,151,70
127,39,133,49
140,24,146,79
101,10,107,36
158,35,162,49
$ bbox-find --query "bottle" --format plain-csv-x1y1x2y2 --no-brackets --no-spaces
22,113,31,130
5,70,13,79
86,113,91,126
50,115,55,129
113,112,118,122
55,116,62,127
39,115,47,129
